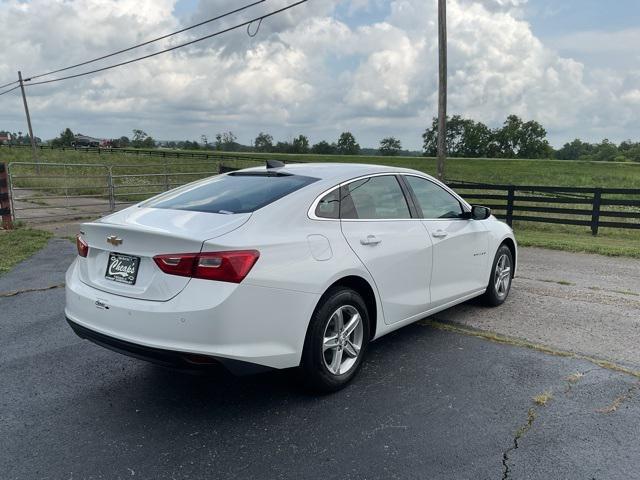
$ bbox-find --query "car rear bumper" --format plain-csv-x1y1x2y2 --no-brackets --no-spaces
66,317,272,375
65,260,320,370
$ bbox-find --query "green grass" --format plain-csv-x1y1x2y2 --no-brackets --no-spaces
2,147,639,258
0,228,52,275
3,147,640,188
515,223,640,258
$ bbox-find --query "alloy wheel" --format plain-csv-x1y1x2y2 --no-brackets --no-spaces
494,253,512,298
322,305,364,375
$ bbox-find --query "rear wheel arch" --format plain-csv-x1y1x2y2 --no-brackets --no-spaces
314,276,378,341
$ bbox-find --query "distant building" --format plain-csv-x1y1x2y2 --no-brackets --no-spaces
73,133,101,148
0,133,10,145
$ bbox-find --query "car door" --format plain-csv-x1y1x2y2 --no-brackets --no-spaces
340,174,433,325
402,175,490,308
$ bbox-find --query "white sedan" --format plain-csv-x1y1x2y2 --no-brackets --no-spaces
66,162,516,391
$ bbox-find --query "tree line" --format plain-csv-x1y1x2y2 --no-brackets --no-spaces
15,115,640,162
0,130,42,145
423,114,640,162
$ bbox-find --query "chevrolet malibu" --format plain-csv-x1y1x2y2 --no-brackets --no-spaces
66,162,516,391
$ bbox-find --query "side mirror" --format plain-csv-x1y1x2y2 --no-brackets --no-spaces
470,205,491,220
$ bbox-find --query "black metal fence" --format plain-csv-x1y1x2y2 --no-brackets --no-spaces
2,152,639,235
448,181,640,235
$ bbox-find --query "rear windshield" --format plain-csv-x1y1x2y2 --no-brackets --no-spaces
143,172,318,214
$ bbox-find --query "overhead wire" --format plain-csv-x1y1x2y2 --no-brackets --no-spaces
0,85,20,97
0,79,20,90
25,0,308,87
22,0,267,82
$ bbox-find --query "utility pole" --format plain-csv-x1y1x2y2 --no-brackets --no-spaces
18,71,39,173
436,0,447,181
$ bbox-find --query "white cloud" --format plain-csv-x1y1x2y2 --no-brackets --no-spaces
0,0,639,149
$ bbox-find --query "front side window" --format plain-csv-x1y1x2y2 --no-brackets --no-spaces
341,175,411,220
404,176,463,219
144,172,318,214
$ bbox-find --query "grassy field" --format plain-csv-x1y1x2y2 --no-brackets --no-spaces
515,223,640,258
0,228,52,276
1,147,638,258
3,146,640,188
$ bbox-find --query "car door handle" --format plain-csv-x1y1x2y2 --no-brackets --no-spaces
432,230,448,238
360,235,382,246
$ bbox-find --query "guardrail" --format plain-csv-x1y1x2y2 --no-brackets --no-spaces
448,181,640,235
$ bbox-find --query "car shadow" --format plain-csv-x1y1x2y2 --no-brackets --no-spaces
100,322,432,412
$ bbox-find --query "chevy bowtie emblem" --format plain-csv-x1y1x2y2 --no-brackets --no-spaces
106,235,123,246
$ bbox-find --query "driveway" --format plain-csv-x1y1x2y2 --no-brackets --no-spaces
1,240,640,479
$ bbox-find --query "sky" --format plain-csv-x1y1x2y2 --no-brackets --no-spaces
1,0,639,150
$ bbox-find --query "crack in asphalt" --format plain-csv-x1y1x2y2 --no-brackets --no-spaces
597,381,640,414
502,408,537,480
0,283,65,298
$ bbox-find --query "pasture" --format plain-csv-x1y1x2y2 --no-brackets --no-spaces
1,147,639,257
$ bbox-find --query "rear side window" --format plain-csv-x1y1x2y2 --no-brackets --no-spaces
145,172,318,214
341,175,411,220
315,189,340,219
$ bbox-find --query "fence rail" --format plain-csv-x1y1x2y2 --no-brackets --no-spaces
4,158,261,224
1,159,639,235
448,182,640,234
2,143,269,162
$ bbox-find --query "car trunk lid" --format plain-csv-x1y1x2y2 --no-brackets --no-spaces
77,206,251,301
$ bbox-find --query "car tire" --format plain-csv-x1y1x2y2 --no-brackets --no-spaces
481,244,513,307
301,287,370,393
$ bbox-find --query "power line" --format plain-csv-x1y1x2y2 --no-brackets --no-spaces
0,85,20,97
23,0,266,83
0,79,19,90
25,0,308,87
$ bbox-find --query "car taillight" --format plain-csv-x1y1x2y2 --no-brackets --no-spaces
153,250,259,283
76,235,89,257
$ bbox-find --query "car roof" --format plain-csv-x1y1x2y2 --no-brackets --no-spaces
238,162,432,184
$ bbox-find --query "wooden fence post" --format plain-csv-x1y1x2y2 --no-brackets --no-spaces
0,162,13,230
591,188,602,236
506,186,515,227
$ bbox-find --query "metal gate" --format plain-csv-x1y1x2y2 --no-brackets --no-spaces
6,160,225,223
8,162,113,223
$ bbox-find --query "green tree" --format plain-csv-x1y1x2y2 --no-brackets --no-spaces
311,140,337,155
254,132,274,152
291,134,310,154
492,115,551,159
131,129,148,148
273,141,292,153
555,138,592,160
337,131,360,155
423,116,492,157
379,137,402,156
50,128,75,147
142,136,155,148
215,131,238,151
593,139,618,162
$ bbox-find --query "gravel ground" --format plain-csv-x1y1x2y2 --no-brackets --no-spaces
434,247,640,369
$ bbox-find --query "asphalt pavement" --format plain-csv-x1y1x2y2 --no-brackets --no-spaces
2,240,640,480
